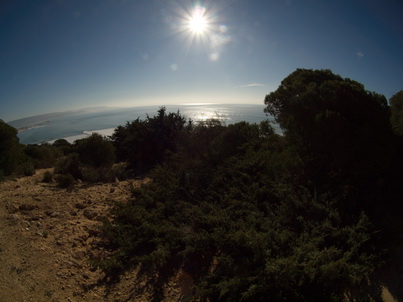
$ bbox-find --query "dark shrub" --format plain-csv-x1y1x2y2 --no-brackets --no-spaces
54,153,82,179
0,121,23,175
53,139,72,155
55,173,75,189
111,107,188,173
22,161,35,176
75,133,115,169
23,143,62,169
42,171,54,183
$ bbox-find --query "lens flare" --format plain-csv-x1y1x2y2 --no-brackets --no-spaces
171,3,231,61
187,5,208,34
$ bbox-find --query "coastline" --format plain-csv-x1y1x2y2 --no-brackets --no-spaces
14,104,271,145
46,128,116,144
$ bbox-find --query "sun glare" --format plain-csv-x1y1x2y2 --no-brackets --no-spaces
173,3,230,61
188,6,207,34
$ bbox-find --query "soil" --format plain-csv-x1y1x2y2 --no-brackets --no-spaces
0,169,189,302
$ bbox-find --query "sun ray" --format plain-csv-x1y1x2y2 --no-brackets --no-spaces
187,5,208,34
169,2,231,61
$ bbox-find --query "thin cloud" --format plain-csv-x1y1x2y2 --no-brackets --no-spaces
356,52,364,58
239,83,267,88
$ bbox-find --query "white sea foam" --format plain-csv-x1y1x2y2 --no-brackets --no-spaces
47,128,115,144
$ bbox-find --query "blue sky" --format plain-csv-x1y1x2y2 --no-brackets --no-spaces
1,0,402,122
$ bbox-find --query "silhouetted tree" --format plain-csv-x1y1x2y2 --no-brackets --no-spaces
0,121,23,175
264,69,394,203
112,107,188,173
52,138,72,155
75,133,115,169
23,143,62,169
390,90,403,135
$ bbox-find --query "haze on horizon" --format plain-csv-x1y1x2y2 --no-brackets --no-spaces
1,0,402,122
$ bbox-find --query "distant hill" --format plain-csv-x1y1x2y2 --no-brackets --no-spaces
7,107,114,131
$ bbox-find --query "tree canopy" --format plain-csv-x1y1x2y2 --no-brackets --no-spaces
264,69,396,211
0,121,23,175
390,90,403,135
112,107,189,173
94,70,403,300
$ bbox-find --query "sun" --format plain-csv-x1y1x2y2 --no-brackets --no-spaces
186,5,209,35
189,14,207,33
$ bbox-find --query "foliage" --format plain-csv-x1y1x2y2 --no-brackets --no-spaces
52,138,72,155
22,161,35,176
97,115,385,301
264,69,397,217
78,70,402,300
75,133,115,169
54,153,82,179
23,143,62,169
111,107,189,173
0,120,23,175
42,170,54,183
390,90,403,135
55,173,75,189
52,134,117,182
65,133,117,182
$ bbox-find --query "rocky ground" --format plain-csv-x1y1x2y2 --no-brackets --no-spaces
0,169,189,302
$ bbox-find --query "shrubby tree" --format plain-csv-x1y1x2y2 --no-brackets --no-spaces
264,69,395,214
52,138,72,155
94,73,402,301
97,120,381,301
112,107,189,173
75,133,115,169
390,90,403,135
23,143,62,169
54,153,82,179
0,120,23,175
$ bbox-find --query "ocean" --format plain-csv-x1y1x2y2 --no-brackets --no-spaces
9,104,276,145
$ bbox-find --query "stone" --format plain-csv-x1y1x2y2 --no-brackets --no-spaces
7,202,19,214
75,202,86,210
83,209,97,220
19,204,37,211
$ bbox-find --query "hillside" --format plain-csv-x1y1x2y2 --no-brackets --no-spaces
0,170,189,301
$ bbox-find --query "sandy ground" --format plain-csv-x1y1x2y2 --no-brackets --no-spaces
0,169,188,302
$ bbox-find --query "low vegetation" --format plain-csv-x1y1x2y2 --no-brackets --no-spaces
1,69,402,301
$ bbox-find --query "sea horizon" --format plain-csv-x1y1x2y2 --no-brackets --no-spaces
9,103,275,145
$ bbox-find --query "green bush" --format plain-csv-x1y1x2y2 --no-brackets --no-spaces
111,163,128,181
80,166,116,183
75,133,115,169
55,173,75,189
52,139,72,155
22,161,35,176
98,144,381,301
42,171,54,183
54,153,82,179
94,82,402,301
111,107,189,173
23,143,62,169
0,121,24,175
